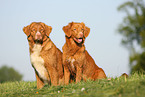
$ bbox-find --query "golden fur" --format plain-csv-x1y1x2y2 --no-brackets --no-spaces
23,22,64,89
62,22,106,84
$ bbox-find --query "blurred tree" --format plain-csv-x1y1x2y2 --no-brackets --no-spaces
117,0,145,74
0,65,23,83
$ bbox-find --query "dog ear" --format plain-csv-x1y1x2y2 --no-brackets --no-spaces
45,25,52,37
81,22,90,38
63,22,73,37
23,25,30,36
84,26,90,38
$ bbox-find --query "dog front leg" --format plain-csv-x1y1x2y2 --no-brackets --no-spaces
64,60,70,85
76,63,83,83
35,72,44,89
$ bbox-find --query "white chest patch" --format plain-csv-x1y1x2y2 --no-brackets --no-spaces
68,58,75,69
30,44,48,81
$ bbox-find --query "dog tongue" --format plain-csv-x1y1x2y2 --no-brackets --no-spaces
77,39,82,43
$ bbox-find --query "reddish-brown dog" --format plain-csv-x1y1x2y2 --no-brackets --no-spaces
23,22,64,89
62,22,106,84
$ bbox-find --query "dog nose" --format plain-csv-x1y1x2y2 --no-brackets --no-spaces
79,32,83,37
36,31,41,36
35,32,42,40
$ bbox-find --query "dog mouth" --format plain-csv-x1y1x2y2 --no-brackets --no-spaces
34,39,43,44
34,32,43,44
74,37,83,43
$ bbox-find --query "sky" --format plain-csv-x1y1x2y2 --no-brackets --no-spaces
0,0,129,81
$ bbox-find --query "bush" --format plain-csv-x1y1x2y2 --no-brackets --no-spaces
0,65,23,83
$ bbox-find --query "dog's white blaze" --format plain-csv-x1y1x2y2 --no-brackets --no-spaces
30,44,48,81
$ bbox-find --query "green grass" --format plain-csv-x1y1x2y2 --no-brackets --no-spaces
0,73,145,97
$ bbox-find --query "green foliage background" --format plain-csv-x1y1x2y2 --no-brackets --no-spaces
0,65,23,83
117,0,145,73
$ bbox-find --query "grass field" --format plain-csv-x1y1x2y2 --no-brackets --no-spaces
0,73,145,97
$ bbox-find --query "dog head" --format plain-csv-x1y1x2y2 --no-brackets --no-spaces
63,22,90,44
23,22,52,44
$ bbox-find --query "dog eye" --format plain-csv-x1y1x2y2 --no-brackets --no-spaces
82,29,84,30
40,28,44,31
74,29,76,30
32,28,35,32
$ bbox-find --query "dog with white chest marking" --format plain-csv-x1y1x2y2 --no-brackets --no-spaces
62,22,106,85
23,22,64,89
